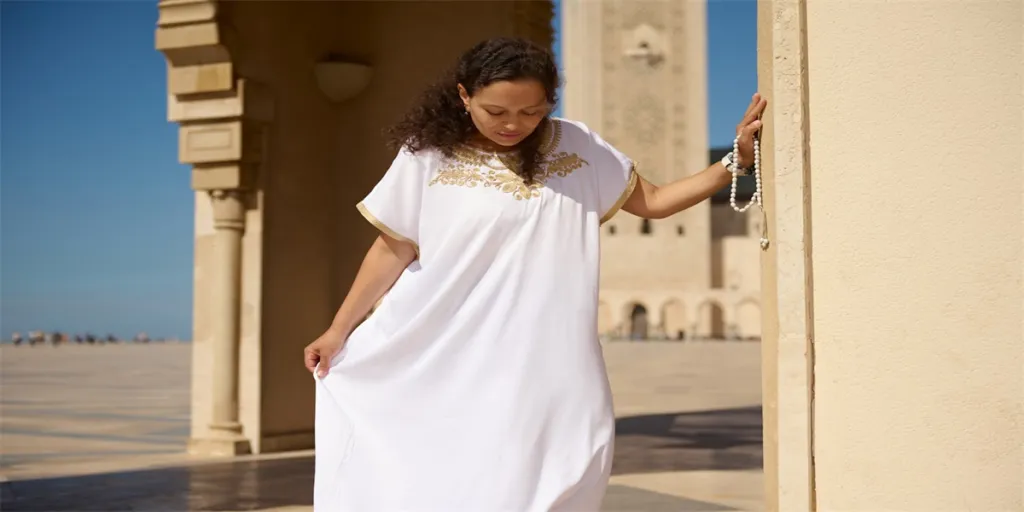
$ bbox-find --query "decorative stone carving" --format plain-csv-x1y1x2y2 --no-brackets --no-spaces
670,2,688,171
601,1,619,142
157,2,272,195
621,1,664,31
168,79,273,124
623,23,667,69
623,93,665,148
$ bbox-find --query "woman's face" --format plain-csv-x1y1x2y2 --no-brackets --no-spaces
459,79,551,148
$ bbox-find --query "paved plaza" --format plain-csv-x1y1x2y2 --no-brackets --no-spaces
1,342,763,511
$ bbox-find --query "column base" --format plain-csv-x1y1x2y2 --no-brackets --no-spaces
187,436,252,457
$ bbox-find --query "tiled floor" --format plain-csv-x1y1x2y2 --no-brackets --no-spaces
1,342,764,511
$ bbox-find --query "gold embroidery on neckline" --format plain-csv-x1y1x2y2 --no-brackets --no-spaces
429,120,589,200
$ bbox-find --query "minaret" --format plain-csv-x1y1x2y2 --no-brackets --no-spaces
563,0,711,301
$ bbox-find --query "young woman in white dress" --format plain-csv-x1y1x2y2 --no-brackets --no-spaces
305,37,766,511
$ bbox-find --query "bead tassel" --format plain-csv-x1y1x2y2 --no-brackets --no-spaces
726,135,769,250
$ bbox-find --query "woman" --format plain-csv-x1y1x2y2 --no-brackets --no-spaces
306,37,766,511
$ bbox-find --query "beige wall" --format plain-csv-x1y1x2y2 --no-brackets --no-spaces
761,0,1023,509
808,1,1022,508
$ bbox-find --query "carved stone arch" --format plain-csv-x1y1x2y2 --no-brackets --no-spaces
623,300,650,341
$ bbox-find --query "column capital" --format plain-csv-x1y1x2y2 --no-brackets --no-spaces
209,189,247,231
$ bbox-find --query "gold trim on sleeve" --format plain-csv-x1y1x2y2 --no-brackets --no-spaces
600,164,639,225
356,202,420,254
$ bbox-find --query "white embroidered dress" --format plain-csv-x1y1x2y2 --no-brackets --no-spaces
314,118,638,511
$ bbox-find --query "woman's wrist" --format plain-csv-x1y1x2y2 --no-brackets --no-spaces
721,151,753,176
326,321,352,339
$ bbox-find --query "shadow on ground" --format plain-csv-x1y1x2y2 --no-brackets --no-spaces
1,456,313,511
1,406,762,511
612,405,763,475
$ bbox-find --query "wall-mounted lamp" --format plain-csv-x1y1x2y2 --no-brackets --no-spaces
314,60,373,103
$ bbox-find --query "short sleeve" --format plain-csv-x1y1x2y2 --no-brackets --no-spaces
589,130,639,224
356,147,428,249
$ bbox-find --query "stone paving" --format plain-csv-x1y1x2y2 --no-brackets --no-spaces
1,342,763,511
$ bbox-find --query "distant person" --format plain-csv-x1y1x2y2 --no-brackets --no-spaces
304,37,765,510
11,332,23,346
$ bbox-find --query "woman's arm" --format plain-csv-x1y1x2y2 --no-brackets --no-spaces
326,234,416,338
622,93,767,219
621,163,733,219
305,233,414,375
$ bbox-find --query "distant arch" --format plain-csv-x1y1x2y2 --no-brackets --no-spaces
627,302,649,340
694,300,726,339
661,299,687,340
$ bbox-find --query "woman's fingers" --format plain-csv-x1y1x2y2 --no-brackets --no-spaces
304,347,320,373
744,119,763,138
738,98,767,138
738,94,763,133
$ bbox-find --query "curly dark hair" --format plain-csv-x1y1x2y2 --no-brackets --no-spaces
385,37,560,184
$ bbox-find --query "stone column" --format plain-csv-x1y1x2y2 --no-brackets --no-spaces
207,189,246,445
156,0,273,456
646,302,664,339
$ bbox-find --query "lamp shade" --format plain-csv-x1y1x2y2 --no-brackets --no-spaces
314,61,373,103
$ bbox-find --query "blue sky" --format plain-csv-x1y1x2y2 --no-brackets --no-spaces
0,1,757,340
